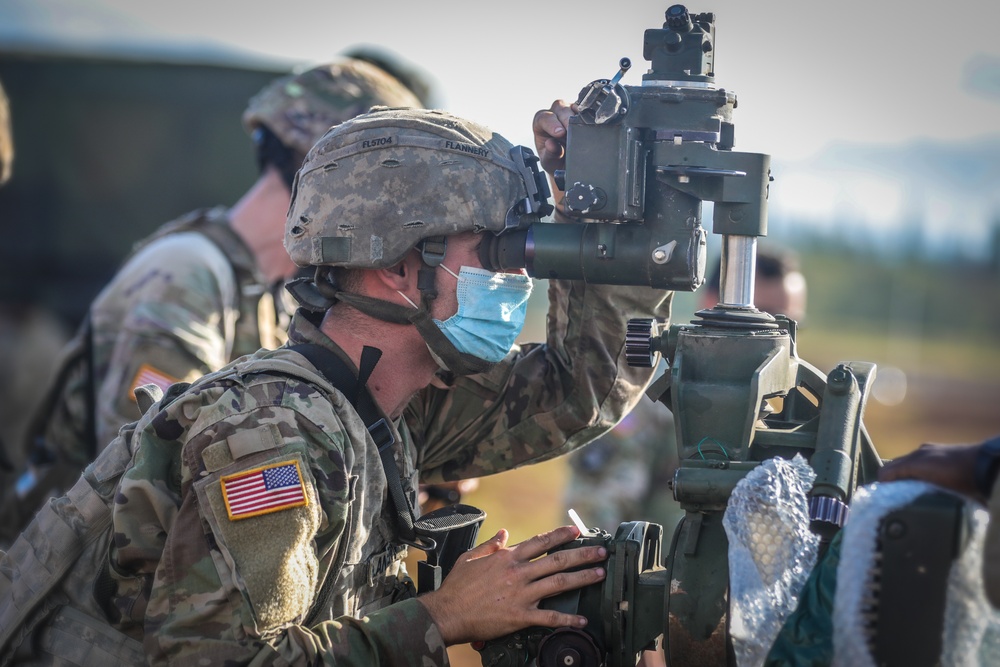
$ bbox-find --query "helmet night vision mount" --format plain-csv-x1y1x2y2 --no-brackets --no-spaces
477,5,892,667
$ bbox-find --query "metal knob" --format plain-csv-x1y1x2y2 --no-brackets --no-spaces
665,4,692,31
564,183,604,214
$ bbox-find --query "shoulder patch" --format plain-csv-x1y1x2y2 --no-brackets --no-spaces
221,460,308,520
129,364,180,401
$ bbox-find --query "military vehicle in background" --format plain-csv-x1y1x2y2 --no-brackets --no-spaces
0,1,293,325
0,1,292,467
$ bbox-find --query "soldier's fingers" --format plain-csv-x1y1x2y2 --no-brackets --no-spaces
510,525,581,562
538,139,566,172
465,529,509,560
550,99,574,127
542,114,566,139
878,462,920,482
520,581,606,630
521,544,607,582
524,608,590,630
528,566,606,604
532,103,570,142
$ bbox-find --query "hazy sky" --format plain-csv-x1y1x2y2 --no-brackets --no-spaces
71,0,1000,161
8,0,1000,250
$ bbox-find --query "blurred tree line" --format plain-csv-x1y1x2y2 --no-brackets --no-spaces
792,224,1000,346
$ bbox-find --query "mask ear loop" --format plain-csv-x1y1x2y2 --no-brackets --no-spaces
411,241,495,376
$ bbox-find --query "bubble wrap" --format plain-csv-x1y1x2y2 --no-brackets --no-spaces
724,454,820,667
832,481,1000,667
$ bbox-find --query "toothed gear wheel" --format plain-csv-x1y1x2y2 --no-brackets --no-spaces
809,495,850,528
626,318,656,367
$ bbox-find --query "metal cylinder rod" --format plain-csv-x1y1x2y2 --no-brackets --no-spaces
719,235,756,308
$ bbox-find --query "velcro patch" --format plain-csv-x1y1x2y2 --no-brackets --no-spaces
129,364,179,400
221,460,308,520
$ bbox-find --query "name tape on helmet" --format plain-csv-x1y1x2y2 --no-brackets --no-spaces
306,135,520,174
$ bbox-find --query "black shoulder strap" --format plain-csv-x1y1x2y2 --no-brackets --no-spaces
288,342,427,548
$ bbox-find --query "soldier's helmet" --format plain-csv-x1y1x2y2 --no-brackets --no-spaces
242,58,423,157
285,107,550,270
341,45,441,109
0,80,12,186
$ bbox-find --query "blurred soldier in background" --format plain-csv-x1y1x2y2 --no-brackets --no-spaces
564,244,808,535
0,80,72,481
343,44,443,109
0,59,423,544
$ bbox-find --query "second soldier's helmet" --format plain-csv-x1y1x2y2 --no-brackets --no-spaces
242,58,423,158
284,107,551,270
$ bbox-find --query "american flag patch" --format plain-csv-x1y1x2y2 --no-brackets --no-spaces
221,461,308,520
129,364,178,399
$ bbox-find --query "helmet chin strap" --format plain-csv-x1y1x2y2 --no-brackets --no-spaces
286,237,496,376
334,288,494,377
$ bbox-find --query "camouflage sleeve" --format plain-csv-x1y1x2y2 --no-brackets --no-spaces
89,232,235,447
116,377,447,666
410,280,672,480
259,600,446,666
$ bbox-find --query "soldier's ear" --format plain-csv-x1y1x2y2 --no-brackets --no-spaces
374,253,419,293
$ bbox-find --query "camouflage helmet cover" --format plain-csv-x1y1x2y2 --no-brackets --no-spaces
285,107,544,270
242,58,422,156
0,80,11,185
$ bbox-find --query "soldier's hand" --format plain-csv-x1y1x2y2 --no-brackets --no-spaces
417,525,607,645
533,100,575,177
878,442,982,501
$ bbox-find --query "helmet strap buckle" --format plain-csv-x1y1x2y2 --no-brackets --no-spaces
416,236,447,301
419,236,447,267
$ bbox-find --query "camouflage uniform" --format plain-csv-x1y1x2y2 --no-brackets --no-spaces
0,107,671,664
1,286,670,665
0,60,422,541
564,394,684,535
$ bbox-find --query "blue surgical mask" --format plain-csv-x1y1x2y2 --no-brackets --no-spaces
432,265,533,363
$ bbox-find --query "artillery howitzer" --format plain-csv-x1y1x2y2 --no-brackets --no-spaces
471,6,962,666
